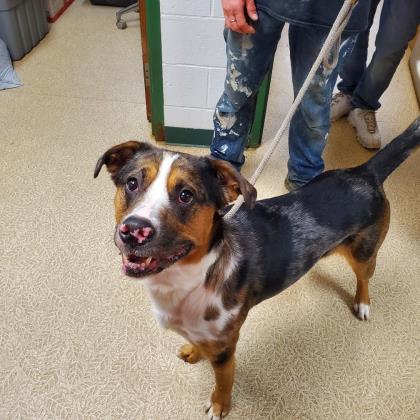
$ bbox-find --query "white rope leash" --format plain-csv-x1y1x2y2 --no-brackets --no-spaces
224,0,358,220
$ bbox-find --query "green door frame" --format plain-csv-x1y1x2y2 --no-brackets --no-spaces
143,0,271,148
142,0,165,140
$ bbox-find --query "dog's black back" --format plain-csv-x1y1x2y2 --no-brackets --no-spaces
224,117,420,304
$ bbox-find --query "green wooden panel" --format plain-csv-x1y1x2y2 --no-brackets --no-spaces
145,0,272,147
165,127,213,147
247,70,272,148
145,0,164,140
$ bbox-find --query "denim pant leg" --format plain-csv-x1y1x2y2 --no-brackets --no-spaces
351,0,420,110
211,12,284,170
288,26,356,185
337,0,380,96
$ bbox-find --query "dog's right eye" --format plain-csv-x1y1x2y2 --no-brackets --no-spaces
126,177,138,192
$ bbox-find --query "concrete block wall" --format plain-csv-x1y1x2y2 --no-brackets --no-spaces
160,0,226,130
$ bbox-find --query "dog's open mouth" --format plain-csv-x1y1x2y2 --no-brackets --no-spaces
121,245,192,278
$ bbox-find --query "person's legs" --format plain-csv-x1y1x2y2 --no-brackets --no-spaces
330,0,380,122
343,0,419,149
287,25,356,187
337,0,381,96
351,0,420,110
211,12,284,170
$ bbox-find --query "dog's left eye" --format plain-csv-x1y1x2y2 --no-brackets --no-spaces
178,189,194,204
126,177,138,192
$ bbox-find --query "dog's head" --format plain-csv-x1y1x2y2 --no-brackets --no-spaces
94,141,256,278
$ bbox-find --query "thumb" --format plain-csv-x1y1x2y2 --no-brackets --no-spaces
246,0,258,21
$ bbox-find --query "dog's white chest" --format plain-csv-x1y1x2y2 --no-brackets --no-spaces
150,284,223,342
145,253,238,343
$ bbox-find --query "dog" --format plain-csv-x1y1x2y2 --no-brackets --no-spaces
94,117,419,419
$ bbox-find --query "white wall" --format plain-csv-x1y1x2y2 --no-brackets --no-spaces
160,0,226,130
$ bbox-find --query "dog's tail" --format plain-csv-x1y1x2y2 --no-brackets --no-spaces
364,116,420,184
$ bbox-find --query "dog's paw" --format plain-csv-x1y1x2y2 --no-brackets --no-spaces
177,344,202,364
205,400,229,419
354,302,370,320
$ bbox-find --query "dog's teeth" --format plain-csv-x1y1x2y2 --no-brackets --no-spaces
146,256,152,265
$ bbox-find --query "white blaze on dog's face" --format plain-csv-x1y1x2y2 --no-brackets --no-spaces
128,152,179,228
94,141,256,278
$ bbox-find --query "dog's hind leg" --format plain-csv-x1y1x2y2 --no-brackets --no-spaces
337,199,390,320
349,257,376,320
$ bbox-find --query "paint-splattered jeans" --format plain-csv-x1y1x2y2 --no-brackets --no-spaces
338,0,420,111
211,10,355,186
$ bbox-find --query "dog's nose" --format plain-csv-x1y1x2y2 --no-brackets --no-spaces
119,216,155,245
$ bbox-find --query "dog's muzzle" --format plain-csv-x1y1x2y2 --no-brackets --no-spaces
115,216,192,278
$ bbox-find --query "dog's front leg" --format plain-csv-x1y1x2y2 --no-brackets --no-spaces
204,347,236,419
177,343,203,364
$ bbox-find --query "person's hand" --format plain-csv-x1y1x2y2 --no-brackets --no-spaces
222,0,258,34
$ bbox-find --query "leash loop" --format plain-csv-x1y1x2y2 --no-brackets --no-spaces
224,0,358,220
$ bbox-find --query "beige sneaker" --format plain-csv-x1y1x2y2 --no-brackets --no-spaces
330,92,352,122
348,108,381,149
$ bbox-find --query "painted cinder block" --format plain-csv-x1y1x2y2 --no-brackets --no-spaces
161,0,211,16
161,16,225,68
212,0,224,18
165,106,215,130
208,67,226,108
163,64,208,108
160,6,227,131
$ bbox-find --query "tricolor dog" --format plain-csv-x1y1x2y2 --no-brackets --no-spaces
94,117,419,419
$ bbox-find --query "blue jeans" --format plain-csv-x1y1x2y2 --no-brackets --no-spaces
338,0,420,111
211,10,354,186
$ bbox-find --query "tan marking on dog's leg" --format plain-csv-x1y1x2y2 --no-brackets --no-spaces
198,339,238,419
336,241,377,320
177,343,203,364
353,260,376,320
198,309,247,418
336,198,390,320
205,356,235,419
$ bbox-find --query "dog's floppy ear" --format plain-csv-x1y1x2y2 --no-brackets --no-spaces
94,141,153,179
209,158,257,209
